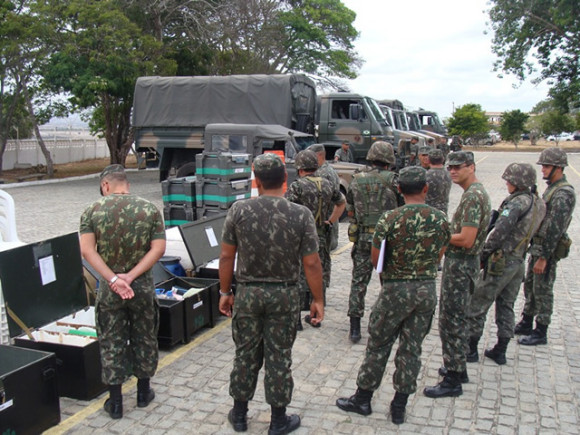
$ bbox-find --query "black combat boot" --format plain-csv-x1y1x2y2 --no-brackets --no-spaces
296,317,303,331
349,317,361,343
466,336,480,363
424,371,463,398
438,366,469,383
484,337,510,365
228,400,248,432
137,378,155,408
390,391,409,425
336,388,373,416
514,314,533,335
518,323,548,346
268,406,300,435
104,384,123,419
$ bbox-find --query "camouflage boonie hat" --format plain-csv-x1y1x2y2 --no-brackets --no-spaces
100,164,125,179
399,166,427,185
502,163,537,190
447,151,475,166
428,148,444,160
536,148,568,167
253,153,285,174
366,140,395,164
308,144,325,153
294,150,319,170
419,146,431,155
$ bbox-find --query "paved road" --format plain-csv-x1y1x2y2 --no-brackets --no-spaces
3,151,580,434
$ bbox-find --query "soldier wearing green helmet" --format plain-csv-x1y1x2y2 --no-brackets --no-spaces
465,163,546,367
515,148,576,346
344,141,403,343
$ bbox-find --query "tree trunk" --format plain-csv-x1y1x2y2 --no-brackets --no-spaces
22,82,54,177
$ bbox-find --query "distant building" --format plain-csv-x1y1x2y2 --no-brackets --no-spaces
485,112,503,126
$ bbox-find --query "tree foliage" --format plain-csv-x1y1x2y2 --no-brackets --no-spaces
446,104,490,143
499,109,529,147
487,0,580,112
539,110,575,138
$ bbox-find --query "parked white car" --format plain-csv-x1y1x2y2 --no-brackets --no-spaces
547,132,574,141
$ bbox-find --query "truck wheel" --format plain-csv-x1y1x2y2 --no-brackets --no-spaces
176,162,197,178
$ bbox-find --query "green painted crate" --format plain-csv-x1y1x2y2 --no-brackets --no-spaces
195,152,251,181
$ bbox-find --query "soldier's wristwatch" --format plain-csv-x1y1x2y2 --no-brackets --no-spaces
219,289,233,296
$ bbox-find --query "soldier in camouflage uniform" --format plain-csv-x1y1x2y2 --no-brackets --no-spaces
418,146,432,169
79,164,166,419
346,141,404,343
425,148,452,215
285,150,345,328
336,166,450,425
466,163,545,366
424,151,491,399
334,140,354,162
219,153,324,435
515,148,576,346
310,143,342,273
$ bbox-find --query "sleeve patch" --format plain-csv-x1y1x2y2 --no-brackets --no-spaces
501,209,510,217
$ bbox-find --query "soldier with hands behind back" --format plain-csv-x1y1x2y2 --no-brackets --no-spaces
219,153,324,435
79,164,166,419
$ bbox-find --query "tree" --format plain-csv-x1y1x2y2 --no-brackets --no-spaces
446,104,490,145
38,0,176,166
499,110,529,148
487,0,580,113
539,110,575,144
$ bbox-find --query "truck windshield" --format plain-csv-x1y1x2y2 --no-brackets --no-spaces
366,98,389,127
211,134,248,152
407,113,422,131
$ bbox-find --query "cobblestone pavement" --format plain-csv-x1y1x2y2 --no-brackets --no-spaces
3,151,580,434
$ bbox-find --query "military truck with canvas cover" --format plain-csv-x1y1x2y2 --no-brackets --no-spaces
132,74,317,180
416,109,447,136
316,93,396,164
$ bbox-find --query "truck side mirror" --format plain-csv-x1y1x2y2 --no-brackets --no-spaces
349,104,363,121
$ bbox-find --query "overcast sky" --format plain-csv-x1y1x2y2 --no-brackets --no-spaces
340,0,549,120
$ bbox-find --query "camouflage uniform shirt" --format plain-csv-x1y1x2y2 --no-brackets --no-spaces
373,204,451,280
285,175,344,228
334,148,353,162
316,161,341,192
447,182,491,256
425,167,452,214
222,195,319,283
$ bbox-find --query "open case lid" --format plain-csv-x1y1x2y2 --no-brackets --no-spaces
0,232,86,338
178,214,227,270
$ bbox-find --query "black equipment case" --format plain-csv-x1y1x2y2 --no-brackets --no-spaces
0,233,107,400
0,344,60,434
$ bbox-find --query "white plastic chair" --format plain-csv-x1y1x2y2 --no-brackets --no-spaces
0,189,21,244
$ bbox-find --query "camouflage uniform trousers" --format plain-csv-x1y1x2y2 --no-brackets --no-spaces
439,254,479,373
230,282,300,407
357,280,436,395
348,239,374,318
522,255,559,325
298,231,330,309
467,257,525,340
95,274,159,385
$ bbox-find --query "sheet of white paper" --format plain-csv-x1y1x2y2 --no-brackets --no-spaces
376,240,386,274
39,255,57,285
205,226,218,247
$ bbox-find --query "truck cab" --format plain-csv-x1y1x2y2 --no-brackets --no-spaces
316,93,394,164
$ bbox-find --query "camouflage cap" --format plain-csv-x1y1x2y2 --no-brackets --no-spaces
536,147,568,167
100,164,125,179
419,146,431,155
341,140,351,146
411,135,420,142
308,143,325,153
502,162,537,189
399,166,427,185
294,150,319,170
428,148,444,160
447,151,475,166
366,140,395,164
253,153,285,174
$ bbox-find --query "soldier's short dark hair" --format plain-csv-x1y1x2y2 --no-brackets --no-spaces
399,166,426,194
399,179,426,195
256,166,285,189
